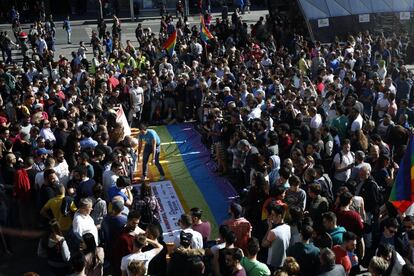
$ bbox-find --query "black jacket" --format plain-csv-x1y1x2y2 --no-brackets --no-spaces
359,176,382,214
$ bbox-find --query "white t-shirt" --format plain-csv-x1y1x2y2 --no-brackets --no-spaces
37,39,48,54
261,58,272,67
130,86,144,109
35,171,45,190
310,114,323,129
387,84,396,95
102,170,118,200
40,127,56,142
351,114,363,132
210,242,226,256
333,151,355,182
21,124,32,138
54,161,70,187
344,47,354,57
248,106,262,120
173,228,203,249
390,251,406,276
77,47,87,59
120,249,160,276
72,212,99,245
376,94,390,118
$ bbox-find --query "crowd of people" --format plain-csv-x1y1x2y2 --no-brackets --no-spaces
1,3,414,276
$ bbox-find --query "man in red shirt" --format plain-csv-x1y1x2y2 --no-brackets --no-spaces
332,231,358,274
190,207,211,246
277,123,293,160
110,210,144,276
335,192,364,238
107,70,120,91
223,202,252,254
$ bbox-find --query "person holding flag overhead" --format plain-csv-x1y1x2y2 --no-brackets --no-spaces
162,30,177,58
200,14,214,44
198,14,214,61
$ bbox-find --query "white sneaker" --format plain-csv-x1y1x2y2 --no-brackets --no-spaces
159,175,165,181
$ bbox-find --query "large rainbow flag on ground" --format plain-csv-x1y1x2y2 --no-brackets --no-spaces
143,124,238,237
163,31,177,57
200,15,214,43
389,135,414,212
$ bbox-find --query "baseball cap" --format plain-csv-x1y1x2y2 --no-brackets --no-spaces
36,148,51,155
180,231,193,247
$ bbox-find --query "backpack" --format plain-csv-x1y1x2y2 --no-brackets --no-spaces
60,196,74,217
318,174,334,204
138,198,155,227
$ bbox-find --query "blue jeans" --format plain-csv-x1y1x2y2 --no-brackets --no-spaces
5,48,12,64
142,145,164,178
66,30,71,43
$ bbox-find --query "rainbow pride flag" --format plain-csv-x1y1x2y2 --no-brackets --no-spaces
146,124,238,236
200,15,214,43
163,31,177,57
389,135,414,212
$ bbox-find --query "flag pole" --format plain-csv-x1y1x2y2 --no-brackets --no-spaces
199,13,209,63
202,40,208,63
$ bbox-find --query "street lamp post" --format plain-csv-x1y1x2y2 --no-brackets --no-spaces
98,0,103,19
130,0,135,20
185,0,189,16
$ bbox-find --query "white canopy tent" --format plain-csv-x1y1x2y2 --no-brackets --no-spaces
297,0,414,41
